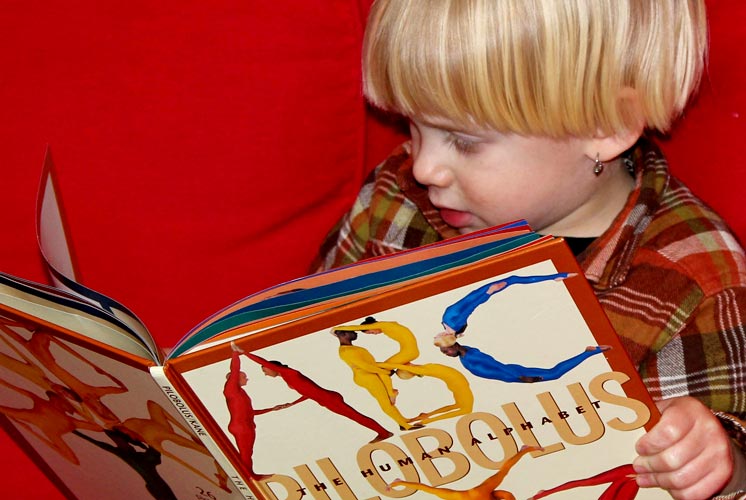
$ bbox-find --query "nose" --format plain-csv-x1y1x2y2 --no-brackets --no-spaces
411,139,452,188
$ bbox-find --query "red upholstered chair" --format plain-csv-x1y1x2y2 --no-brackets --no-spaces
658,0,746,243
0,1,400,497
0,1,742,498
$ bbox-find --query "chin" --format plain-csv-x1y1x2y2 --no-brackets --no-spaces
461,226,490,236
456,226,476,235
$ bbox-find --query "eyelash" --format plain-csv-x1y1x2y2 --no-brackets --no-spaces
446,134,478,155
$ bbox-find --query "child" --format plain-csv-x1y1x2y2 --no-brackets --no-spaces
314,1,746,498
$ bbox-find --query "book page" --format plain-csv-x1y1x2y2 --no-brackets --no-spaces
35,149,160,359
185,220,533,334
0,273,153,360
171,231,550,358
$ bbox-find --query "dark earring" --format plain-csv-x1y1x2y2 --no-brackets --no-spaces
594,153,604,176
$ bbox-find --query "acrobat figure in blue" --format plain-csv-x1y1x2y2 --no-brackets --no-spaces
441,272,577,336
434,334,610,383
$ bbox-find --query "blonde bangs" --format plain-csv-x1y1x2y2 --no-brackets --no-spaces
364,0,552,134
363,0,707,137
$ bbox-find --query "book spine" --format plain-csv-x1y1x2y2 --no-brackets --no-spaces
149,366,257,500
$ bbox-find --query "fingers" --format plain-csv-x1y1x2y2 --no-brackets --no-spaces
633,397,733,499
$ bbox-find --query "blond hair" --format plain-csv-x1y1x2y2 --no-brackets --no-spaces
363,0,707,136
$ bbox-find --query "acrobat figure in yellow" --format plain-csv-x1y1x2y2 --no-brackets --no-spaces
332,317,420,378
388,445,539,500
331,328,422,430
440,273,577,337
435,333,610,383
378,361,473,425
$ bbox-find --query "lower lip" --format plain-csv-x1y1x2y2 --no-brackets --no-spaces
438,208,473,229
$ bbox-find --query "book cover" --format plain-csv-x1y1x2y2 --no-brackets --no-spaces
0,303,240,500
165,240,666,500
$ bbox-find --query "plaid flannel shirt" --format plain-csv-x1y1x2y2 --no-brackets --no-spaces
314,138,746,498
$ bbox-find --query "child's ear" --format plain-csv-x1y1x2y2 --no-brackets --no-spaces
585,87,645,162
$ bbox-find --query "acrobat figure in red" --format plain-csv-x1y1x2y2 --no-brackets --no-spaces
243,350,393,443
223,342,281,480
441,273,577,337
530,464,639,500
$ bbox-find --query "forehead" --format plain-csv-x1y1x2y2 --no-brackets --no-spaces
412,115,488,134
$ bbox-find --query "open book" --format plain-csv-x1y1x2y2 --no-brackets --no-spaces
0,152,669,499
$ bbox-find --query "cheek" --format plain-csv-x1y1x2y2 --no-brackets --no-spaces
458,169,536,208
465,175,563,228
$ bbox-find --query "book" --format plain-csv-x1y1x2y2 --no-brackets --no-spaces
0,151,669,499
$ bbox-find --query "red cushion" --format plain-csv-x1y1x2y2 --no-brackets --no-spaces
1,1,377,342
658,0,746,243
0,1,393,497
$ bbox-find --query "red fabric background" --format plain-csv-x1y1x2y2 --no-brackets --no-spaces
0,1,742,498
658,0,746,241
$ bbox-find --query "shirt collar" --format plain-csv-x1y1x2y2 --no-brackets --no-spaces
579,138,668,289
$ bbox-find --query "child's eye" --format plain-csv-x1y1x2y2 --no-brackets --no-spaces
446,133,478,155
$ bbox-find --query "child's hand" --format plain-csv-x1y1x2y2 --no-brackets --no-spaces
633,397,733,499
